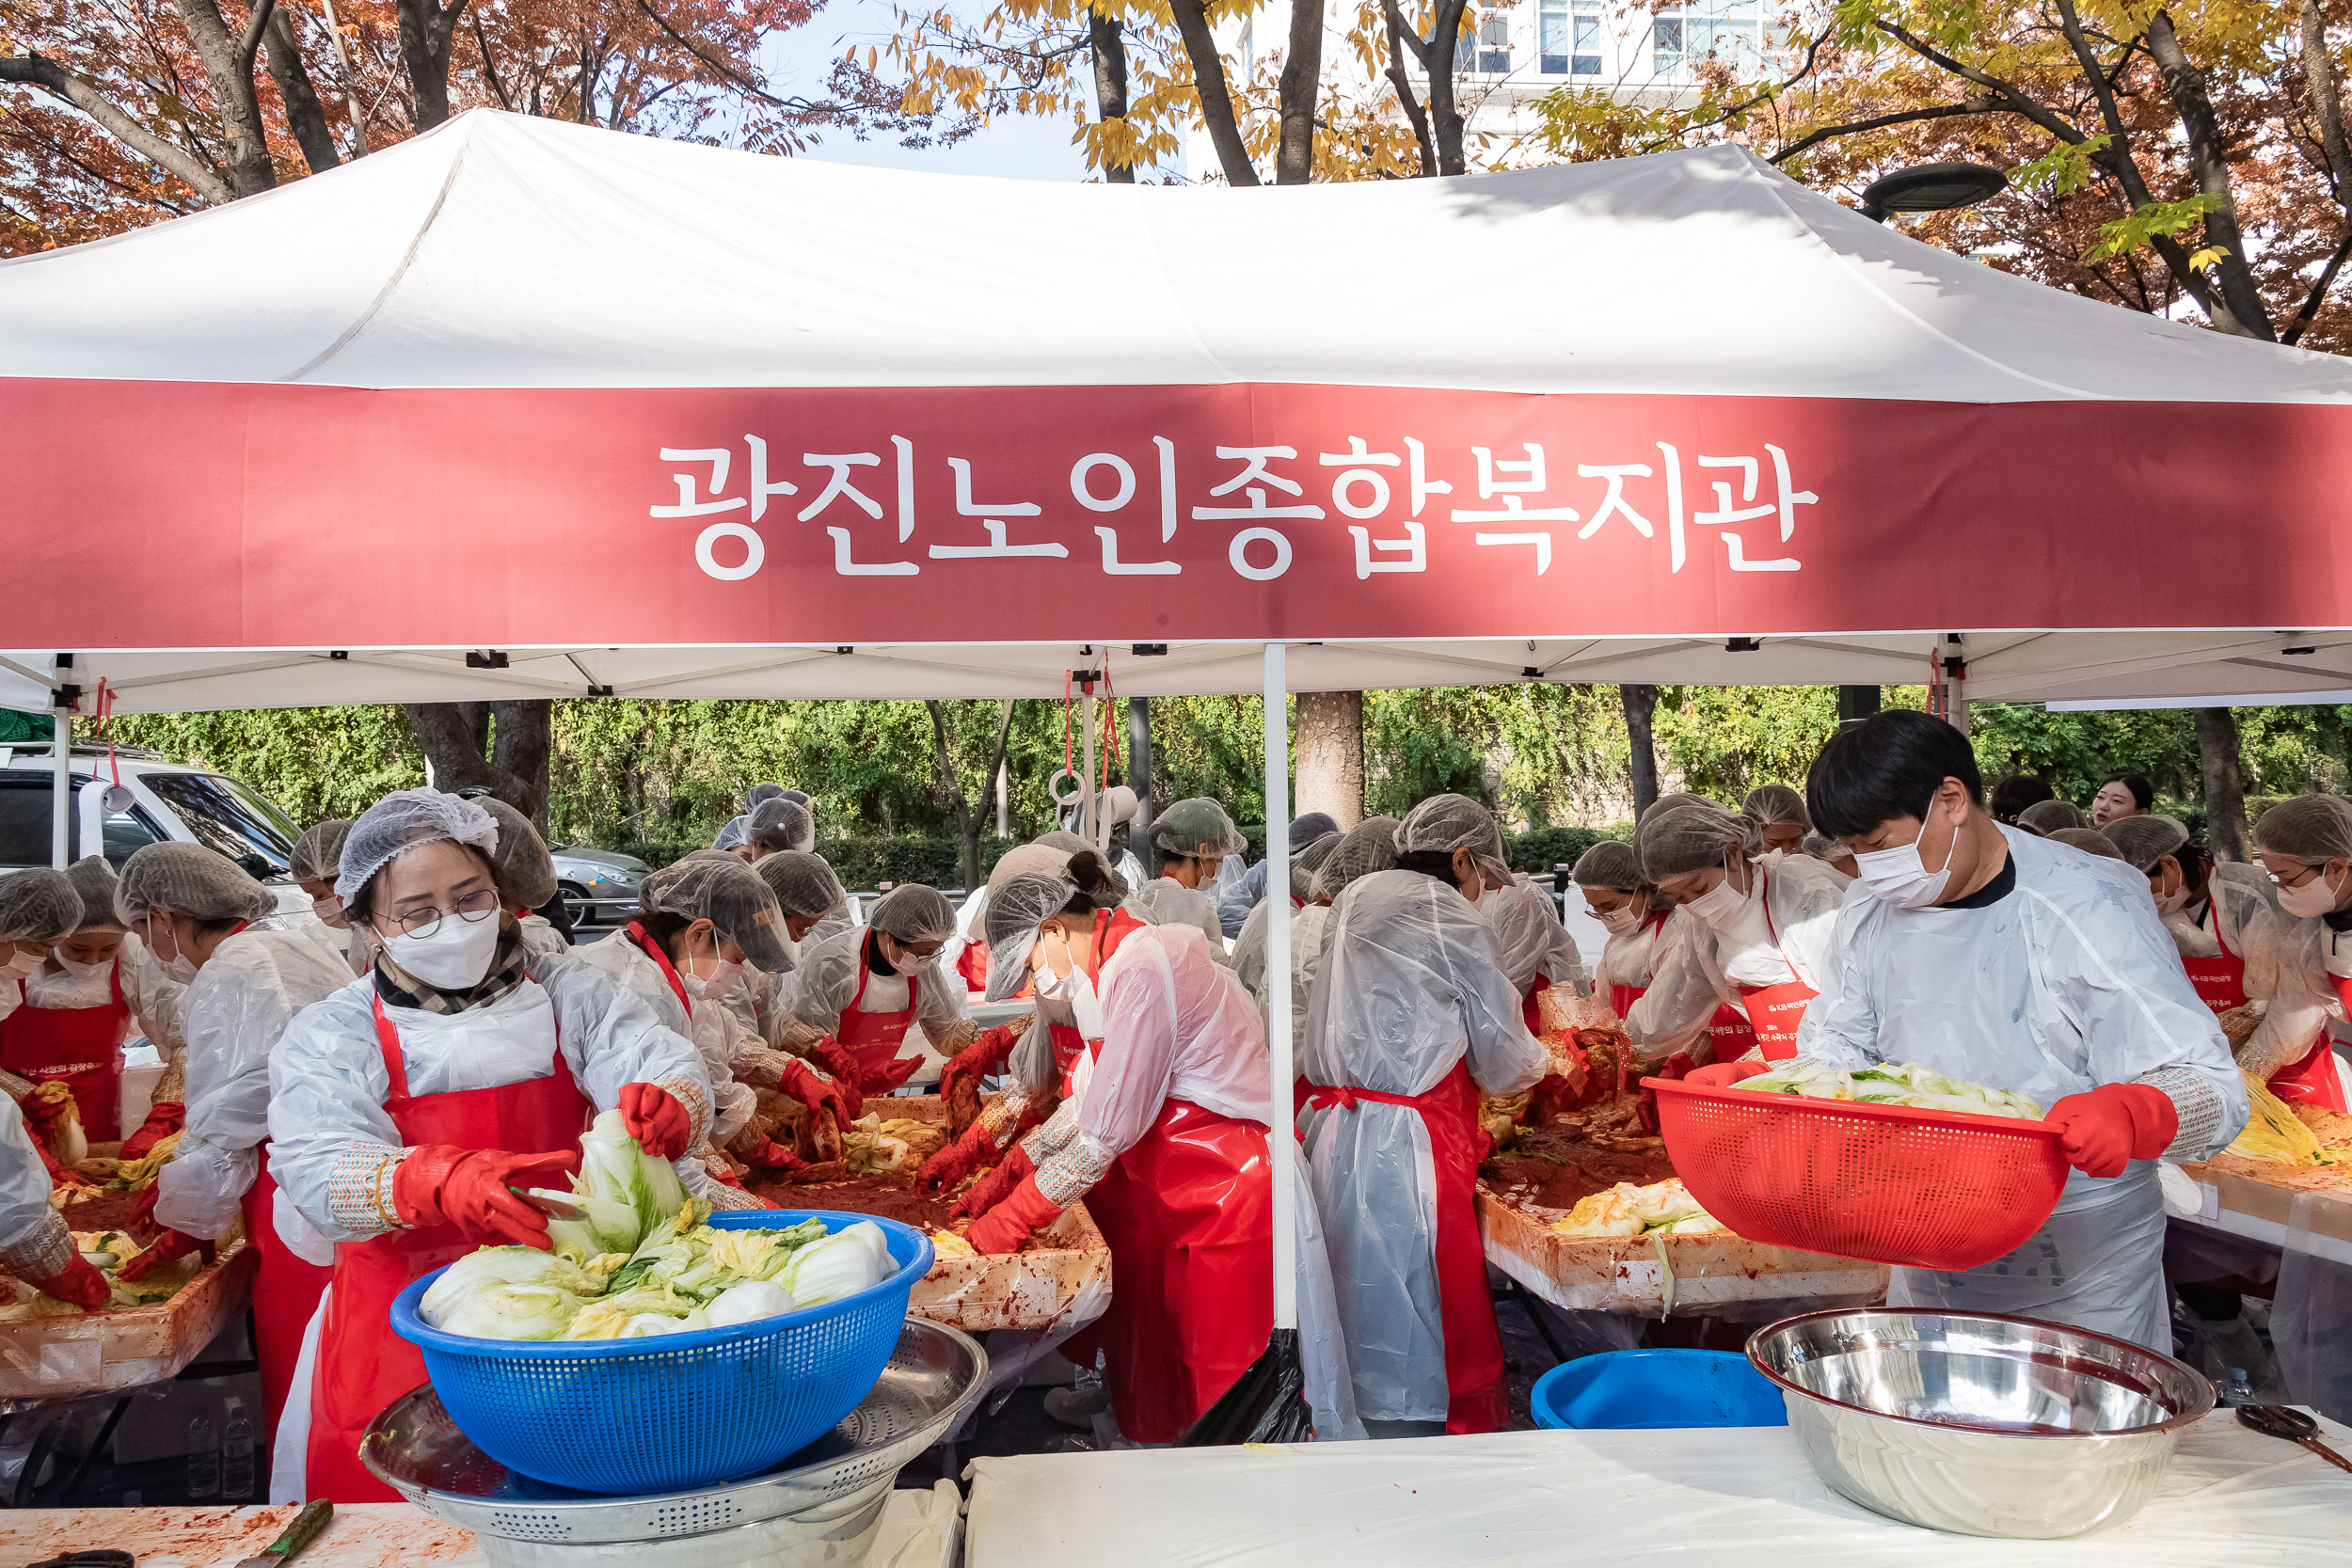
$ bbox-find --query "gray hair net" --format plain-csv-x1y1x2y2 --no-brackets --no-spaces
1289,831,1343,901
1570,840,1642,891
1636,799,1762,880
780,789,811,811
64,856,123,931
2016,798,2090,835
290,819,352,886
473,799,559,910
2254,795,2352,864
868,884,957,944
982,872,1080,1002
1742,784,1811,832
2104,814,2192,873
2048,827,2126,861
989,843,1071,895
0,869,81,943
745,797,816,855
1396,793,1511,884
1288,812,1340,851
745,783,786,811
1151,798,1246,860
753,851,846,920
1801,832,1850,863
116,842,276,926
1311,816,1402,902
641,855,793,972
336,788,501,905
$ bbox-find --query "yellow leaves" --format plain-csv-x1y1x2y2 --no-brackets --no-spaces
2185,244,2232,272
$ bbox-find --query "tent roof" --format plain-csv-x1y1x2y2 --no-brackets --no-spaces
5,110,2349,403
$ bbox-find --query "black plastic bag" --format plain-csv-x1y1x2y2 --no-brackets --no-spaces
1175,1328,1312,1447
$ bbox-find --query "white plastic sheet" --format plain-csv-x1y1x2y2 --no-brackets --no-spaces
965,1411,2352,1568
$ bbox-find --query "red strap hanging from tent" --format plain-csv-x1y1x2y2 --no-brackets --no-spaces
90,678,120,790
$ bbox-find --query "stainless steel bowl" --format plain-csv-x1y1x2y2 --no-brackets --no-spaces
362,1319,985,1567
1747,1308,2214,1539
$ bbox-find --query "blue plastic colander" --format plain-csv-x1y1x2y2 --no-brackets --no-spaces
389,1209,933,1495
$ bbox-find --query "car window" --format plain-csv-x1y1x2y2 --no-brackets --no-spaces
102,811,165,866
0,778,166,868
140,773,298,874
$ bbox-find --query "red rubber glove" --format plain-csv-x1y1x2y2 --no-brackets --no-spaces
917,1117,995,1194
805,1038,867,1121
619,1083,691,1159
940,1025,1021,1113
119,1101,184,1161
777,1058,855,1133
2047,1083,2179,1179
118,1227,200,1281
1685,1060,1773,1090
966,1174,1065,1255
861,1053,924,1098
1636,1052,1697,1134
949,1148,1035,1223
393,1145,578,1249
740,1140,808,1173
126,1184,163,1241
27,1252,109,1310
20,1086,75,1140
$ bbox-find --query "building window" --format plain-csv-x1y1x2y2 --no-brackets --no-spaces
1654,0,1758,75
1539,0,1603,72
1477,11,1511,72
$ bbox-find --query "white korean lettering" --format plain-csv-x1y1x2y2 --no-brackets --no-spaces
1192,447,1326,521
1079,446,1177,575
1404,438,1452,517
1071,453,1138,513
694,521,764,581
1694,444,1812,572
651,449,746,519
742,436,798,522
797,452,884,522
1347,523,1426,578
932,454,1064,559
1230,528,1293,580
1452,445,1580,523
1320,436,1399,521
801,449,915,575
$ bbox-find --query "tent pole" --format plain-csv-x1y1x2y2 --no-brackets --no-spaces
50,691,72,870
1263,643,1295,1332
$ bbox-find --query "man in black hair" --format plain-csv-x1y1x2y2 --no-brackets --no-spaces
1690,709,2245,1350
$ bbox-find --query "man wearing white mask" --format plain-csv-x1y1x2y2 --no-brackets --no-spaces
1714,710,2247,1349
1123,798,1244,960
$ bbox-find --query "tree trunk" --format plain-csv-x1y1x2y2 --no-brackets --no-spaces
1089,7,1135,183
1168,0,1259,185
402,701,555,831
2197,706,2249,861
1621,684,1660,818
171,0,281,197
263,8,343,174
398,0,469,129
1275,0,1323,183
1424,0,1470,175
1127,696,1154,845
1295,690,1363,829
2143,11,2275,341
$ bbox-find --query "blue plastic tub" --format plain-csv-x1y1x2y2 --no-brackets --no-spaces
1531,1350,1788,1430
390,1209,931,1495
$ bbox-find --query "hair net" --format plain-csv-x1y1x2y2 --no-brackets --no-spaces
989,843,1071,894
1570,840,1642,891
752,851,845,919
1741,784,1811,832
1311,816,1402,901
472,799,559,909
1801,832,1851,863
780,789,811,811
1484,880,1588,997
2016,798,2090,835
1289,812,1340,851
2104,814,2192,873
745,796,816,854
1151,798,1245,860
1290,830,1343,901
290,819,352,886
336,788,501,904
0,869,81,943
745,783,785,811
61,856,123,931
1635,799,1761,880
868,884,957,943
2047,827,2126,861
982,871,1079,1001
641,855,793,972
116,842,276,925
2254,794,2352,864
1395,793,1511,883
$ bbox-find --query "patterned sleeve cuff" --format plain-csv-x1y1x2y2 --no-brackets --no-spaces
0,1212,74,1280
657,1075,710,1148
153,1058,187,1103
1019,1098,1081,1163
327,1143,411,1237
1033,1133,1112,1209
2139,1066,2229,1160
977,1091,1030,1148
935,1017,981,1054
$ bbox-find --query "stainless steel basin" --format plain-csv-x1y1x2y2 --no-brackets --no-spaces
1748,1308,2214,1538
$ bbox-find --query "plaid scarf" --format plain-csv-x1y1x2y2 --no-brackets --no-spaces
373,914,531,1015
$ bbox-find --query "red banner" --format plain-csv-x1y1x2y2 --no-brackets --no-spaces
9,378,2349,647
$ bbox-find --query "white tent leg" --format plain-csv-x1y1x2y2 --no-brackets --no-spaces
1263,642,1295,1332
50,701,71,869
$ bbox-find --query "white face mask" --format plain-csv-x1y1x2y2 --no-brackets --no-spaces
53,950,111,981
2278,865,2344,921
2153,867,2195,918
311,894,348,929
144,918,199,985
1597,904,1641,936
26,955,112,1008
0,949,42,980
1853,813,1962,911
685,958,742,1001
379,912,502,990
1680,864,1751,929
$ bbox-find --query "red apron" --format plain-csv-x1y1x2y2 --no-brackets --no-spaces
2278,964,2352,1112
305,988,591,1502
625,921,692,1021
1061,1097,1273,1444
1728,869,1818,1063
955,939,990,995
1608,911,1671,1021
0,963,129,1140
2181,910,2345,1109
837,934,923,1082
1047,909,1149,1095
1520,974,1551,1037
1299,1061,1506,1434
242,1145,332,1446
2180,906,2249,1015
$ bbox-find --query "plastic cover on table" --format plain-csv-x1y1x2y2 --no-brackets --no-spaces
2273,1190,2352,1424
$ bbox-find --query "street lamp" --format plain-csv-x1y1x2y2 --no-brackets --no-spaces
1860,161,2007,223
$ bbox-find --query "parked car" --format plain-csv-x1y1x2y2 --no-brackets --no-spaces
0,745,310,916
549,844,645,934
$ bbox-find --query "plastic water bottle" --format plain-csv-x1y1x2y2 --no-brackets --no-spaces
221,1404,255,1500
2220,1368,2255,1408
186,1413,220,1499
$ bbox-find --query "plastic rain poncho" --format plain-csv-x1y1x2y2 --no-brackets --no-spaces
268,950,712,1243
152,920,357,1241
1796,826,2249,1346
1482,879,1590,1000
571,930,759,1149
0,1097,58,1255
787,923,967,1042
1218,813,1340,936
1298,868,1548,1422
1622,854,1847,1064
1123,878,1231,960
1230,832,1343,1004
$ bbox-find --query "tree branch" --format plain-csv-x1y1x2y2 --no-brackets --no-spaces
1167,0,1257,184
2302,0,2352,201
0,52,234,202
1379,0,1436,176
2281,223,2352,343
2143,8,2273,339
1275,0,1323,183
236,0,278,77
1770,98,1995,165
1871,18,2088,149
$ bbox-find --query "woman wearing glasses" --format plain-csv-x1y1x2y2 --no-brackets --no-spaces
267,790,711,1502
